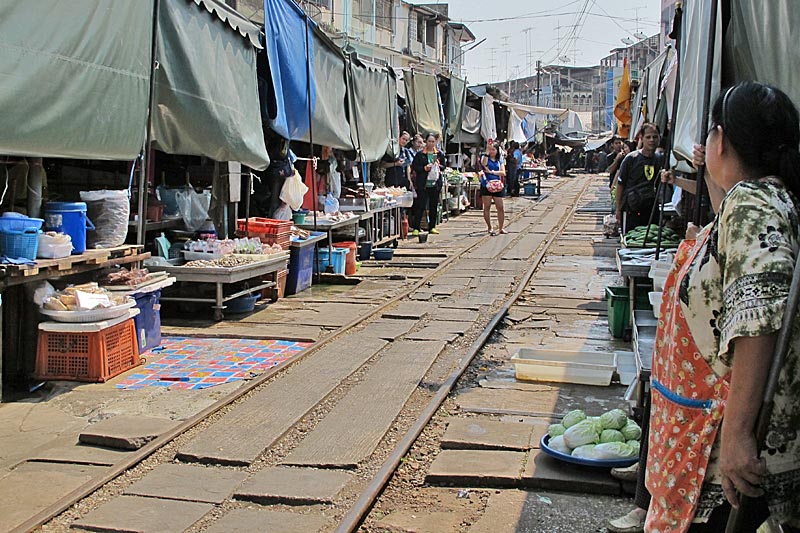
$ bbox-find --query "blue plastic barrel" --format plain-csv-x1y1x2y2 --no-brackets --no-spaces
43,202,95,254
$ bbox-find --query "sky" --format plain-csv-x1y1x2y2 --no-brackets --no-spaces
440,0,663,84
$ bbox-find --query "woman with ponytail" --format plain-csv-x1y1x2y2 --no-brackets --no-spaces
641,81,800,533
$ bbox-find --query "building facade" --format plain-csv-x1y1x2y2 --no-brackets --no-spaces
236,0,475,76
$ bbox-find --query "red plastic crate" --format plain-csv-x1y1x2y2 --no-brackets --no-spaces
235,229,290,250
34,319,140,382
237,217,293,235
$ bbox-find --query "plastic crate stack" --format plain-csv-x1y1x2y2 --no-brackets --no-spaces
237,217,292,299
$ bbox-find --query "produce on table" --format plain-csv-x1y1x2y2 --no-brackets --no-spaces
600,429,626,443
624,224,680,247
547,408,643,461
563,419,601,449
599,408,628,430
562,409,587,428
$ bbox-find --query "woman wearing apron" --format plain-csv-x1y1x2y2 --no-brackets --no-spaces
645,82,800,532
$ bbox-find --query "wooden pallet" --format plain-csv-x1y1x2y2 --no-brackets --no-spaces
0,246,146,284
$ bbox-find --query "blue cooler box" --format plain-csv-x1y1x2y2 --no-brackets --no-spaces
132,289,162,353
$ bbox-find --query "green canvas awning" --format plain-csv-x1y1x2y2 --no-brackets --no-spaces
405,72,442,137
348,61,398,161
153,0,269,169
445,76,467,138
0,1,152,159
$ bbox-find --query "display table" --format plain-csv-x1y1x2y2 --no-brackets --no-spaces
149,253,288,320
519,166,548,196
360,205,401,248
295,217,360,251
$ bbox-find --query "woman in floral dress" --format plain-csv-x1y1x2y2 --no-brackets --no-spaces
645,82,800,532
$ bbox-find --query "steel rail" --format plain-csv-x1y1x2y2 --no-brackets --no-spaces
336,177,595,533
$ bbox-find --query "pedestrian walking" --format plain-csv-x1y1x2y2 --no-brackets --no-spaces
410,133,445,235
615,123,664,234
480,143,507,235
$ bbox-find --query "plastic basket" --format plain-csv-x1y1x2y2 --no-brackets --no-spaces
314,248,347,274
236,217,293,235
35,318,140,382
0,229,40,260
523,182,539,196
605,286,630,339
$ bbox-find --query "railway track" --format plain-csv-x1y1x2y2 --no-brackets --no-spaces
28,175,597,533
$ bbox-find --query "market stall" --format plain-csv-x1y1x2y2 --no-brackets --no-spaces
151,252,288,321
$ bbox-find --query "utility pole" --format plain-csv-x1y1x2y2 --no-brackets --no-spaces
536,60,541,106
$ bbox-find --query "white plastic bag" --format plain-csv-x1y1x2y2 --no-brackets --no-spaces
273,202,292,221
80,189,130,248
175,188,210,231
279,170,308,211
324,192,340,214
426,162,440,187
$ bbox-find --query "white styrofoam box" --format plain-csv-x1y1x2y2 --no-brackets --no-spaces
649,291,663,318
510,348,617,386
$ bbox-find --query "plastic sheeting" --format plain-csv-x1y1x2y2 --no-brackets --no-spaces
445,77,467,138
0,1,152,159
348,61,398,161
728,0,800,109
671,0,722,165
480,94,497,142
508,109,528,143
153,0,269,169
405,72,442,136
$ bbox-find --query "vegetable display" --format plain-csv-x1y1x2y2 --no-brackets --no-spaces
547,409,642,461
624,224,680,248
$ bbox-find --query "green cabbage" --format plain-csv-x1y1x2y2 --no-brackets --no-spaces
570,444,597,459
621,420,642,441
548,423,566,437
600,429,625,443
592,442,637,460
561,410,587,428
599,409,628,430
627,440,641,456
563,419,600,449
548,435,571,454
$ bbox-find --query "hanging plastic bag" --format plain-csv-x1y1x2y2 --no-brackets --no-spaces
175,188,210,231
324,192,340,214
426,162,440,187
279,170,309,211
273,202,292,221
80,189,130,248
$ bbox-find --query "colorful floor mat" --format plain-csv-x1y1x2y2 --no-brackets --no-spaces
116,337,311,390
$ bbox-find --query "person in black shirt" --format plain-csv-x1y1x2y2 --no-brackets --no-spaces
410,133,446,235
615,123,665,233
381,131,412,188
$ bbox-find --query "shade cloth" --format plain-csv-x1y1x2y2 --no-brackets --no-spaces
348,60,398,161
153,0,269,169
0,1,152,159
405,72,442,136
445,76,467,138
480,94,497,142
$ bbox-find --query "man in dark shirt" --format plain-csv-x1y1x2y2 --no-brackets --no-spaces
606,136,625,187
615,123,665,233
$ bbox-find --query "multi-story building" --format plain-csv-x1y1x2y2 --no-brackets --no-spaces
494,65,598,112
236,0,475,76
593,34,661,133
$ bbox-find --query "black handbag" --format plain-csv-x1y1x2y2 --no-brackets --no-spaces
624,180,656,212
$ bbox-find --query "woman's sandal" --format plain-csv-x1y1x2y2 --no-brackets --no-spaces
488,230,497,236
498,228,508,234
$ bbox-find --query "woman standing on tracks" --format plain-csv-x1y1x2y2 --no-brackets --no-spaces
638,82,800,533
410,132,446,235
480,142,507,236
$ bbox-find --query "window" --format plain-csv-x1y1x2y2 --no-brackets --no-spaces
416,14,425,44
306,0,331,8
425,20,436,47
354,0,393,30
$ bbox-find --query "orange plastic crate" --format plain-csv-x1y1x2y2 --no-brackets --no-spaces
237,217,293,235
35,319,140,382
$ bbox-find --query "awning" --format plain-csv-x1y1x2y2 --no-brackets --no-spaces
260,0,352,151
0,1,152,159
461,106,481,134
728,0,800,109
348,60,398,161
497,100,568,118
585,136,613,151
671,0,722,165
445,76,467,138
152,0,269,169
480,94,497,141
405,72,443,136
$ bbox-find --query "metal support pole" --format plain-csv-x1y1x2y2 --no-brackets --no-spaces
138,0,161,245
693,0,718,227
536,60,541,106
